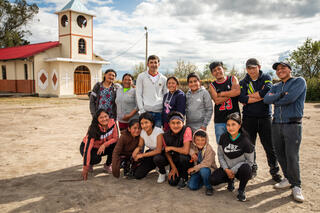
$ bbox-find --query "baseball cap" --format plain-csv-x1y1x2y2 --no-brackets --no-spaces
272,62,292,70
246,58,260,68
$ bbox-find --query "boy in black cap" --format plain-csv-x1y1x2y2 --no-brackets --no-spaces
264,62,306,202
239,58,282,182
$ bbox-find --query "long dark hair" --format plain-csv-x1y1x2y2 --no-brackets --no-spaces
87,109,109,140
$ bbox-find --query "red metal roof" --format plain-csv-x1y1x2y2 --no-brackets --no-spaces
0,41,60,60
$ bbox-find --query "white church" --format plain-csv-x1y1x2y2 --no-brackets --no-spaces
0,0,109,97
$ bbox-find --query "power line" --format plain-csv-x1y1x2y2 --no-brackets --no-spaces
108,33,145,61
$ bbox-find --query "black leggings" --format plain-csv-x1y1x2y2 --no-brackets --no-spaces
134,152,168,179
167,153,192,186
210,164,252,191
80,142,116,166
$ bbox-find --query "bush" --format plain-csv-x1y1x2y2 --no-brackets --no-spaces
306,78,320,101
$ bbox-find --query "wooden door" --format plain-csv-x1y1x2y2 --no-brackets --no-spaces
74,71,91,95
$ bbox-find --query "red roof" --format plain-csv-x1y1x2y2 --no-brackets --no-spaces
0,41,60,60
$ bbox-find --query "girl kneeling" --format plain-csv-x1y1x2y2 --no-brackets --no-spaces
132,112,166,183
80,109,119,180
163,111,193,189
112,119,141,178
210,112,254,201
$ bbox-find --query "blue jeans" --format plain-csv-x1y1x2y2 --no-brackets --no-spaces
272,123,302,187
214,123,227,144
188,167,212,190
147,112,162,128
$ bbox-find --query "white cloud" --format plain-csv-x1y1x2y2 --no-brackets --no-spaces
26,0,320,75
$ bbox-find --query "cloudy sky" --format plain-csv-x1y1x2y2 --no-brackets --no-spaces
21,0,320,76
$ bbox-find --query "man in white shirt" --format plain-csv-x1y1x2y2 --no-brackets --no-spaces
136,55,168,127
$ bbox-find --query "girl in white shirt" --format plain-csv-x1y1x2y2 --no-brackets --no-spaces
132,112,167,183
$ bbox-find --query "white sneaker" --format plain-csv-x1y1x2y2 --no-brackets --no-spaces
157,173,166,183
292,186,304,203
274,178,290,189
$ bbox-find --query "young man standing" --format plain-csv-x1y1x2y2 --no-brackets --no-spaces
264,62,306,202
136,55,167,127
208,61,240,144
239,58,281,182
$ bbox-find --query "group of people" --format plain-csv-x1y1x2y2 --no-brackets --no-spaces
80,55,306,203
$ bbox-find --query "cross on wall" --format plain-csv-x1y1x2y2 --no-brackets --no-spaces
62,72,71,89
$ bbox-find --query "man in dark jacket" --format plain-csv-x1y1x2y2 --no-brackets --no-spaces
264,62,306,202
239,58,281,182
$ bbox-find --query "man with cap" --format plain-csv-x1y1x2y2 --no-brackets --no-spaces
264,62,306,202
239,58,282,182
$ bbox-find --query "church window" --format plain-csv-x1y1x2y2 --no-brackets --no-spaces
61,15,68,27
2,65,6,80
77,15,87,28
78,39,86,54
24,64,28,80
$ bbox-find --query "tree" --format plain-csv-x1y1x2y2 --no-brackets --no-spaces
132,62,145,79
287,38,320,79
0,0,39,48
201,63,214,80
228,66,246,80
173,59,199,79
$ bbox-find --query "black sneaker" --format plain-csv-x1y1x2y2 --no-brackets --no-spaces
237,190,246,202
272,174,282,183
177,178,186,190
227,180,235,192
206,188,214,196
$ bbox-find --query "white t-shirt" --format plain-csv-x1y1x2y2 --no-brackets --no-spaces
140,127,163,150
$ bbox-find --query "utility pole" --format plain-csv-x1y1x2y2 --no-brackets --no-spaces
144,26,148,71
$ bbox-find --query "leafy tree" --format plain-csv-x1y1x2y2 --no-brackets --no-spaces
0,0,38,48
201,62,214,80
228,66,246,80
287,38,320,79
173,59,200,79
132,62,145,79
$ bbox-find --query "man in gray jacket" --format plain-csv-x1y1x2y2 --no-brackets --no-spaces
264,62,306,203
135,55,167,127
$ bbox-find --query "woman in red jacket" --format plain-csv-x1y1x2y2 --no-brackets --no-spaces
80,109,119,180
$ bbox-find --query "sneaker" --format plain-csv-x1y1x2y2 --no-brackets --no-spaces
274,178,290,189
272,174,282,183
177,178,187,190
292,186,304,203
206,188,214,196
237,190,246,202
227,180,235,192
157,173,166,183
103,163,112,173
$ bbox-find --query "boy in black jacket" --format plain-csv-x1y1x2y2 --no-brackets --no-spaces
239,58,281,182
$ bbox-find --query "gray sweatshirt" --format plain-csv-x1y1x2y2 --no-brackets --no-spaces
186,86,213,131
115,88,139,123
135,71,167,113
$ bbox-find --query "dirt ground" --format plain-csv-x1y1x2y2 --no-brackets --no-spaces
0,97,319,213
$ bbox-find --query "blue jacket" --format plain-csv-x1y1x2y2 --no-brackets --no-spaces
239,71,272,118
264,77,306,124
162,89,186,124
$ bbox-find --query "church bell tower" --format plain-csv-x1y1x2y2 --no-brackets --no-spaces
55,0,95,60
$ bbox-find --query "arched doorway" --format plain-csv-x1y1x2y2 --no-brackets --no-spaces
74,65,91,95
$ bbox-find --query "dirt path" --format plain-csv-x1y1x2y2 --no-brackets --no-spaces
0,97,319,213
